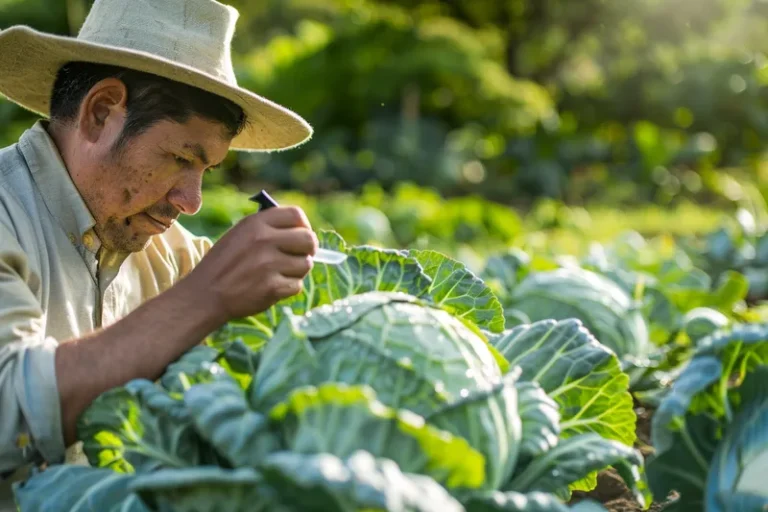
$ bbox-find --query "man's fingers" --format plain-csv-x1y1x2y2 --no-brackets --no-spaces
267,274,305,300
278,254,315,279
259,206,312,229
274,227,318,256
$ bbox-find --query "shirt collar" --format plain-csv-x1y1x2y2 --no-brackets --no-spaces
17,121,99,251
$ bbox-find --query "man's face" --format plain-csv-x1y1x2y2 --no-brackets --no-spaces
82,115,232,253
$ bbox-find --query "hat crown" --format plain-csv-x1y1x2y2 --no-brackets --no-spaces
76,0,239,83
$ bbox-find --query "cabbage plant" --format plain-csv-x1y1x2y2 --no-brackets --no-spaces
13,233,650,512
501,267,650,359
648,322,768,511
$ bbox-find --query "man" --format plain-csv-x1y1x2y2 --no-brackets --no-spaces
0,0,318,507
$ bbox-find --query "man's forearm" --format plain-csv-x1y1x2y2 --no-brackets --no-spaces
55,276,227,446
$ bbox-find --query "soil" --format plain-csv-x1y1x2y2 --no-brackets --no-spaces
568,402,678,511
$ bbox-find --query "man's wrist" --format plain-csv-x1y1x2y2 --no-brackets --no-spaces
167,274,230,344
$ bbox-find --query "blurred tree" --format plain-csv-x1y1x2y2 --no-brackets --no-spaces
1,0,768,205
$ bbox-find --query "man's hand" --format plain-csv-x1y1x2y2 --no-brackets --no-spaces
55,206,317,447
187,206,319,323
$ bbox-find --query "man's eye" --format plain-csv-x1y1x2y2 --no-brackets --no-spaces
175,155,192,166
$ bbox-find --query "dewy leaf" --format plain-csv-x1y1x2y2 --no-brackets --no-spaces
506,433,649,508
77,379,215,473
130,466,273,512
514,381,560,461
249,309,321,410
184,375,282,469
461,490,607,512
490,319,636,447
253,292,503,416
409,249,506,333
705,366,768,512
268,382,486,489
425,372,521,490
230,231,433,350
159,345,221,394
13,465,148,512
260,450,465,512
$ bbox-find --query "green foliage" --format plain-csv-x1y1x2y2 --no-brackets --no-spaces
4,0,768,203
13,233,647,511
648,324,768,509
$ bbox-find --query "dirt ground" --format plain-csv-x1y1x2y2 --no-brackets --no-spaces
568,403,677,511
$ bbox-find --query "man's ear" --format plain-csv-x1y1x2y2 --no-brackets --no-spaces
77,77,128,144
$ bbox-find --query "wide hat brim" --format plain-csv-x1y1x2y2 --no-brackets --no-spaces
0,25,313,152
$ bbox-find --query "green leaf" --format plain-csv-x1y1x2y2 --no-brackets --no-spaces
514,381,560,461
409,249,506,332
682,307,730,343
207,319,272,353
649,357,768,510
259,450,465,512
268,382,487,489
652,322,768,433
130,466,274,512
650,356,723,453
425,372,521,490
216,338,262,390
505,268,650,358
646,414,720,510
705,366,768,512
13,465,147,512
252,292,503,416
506,433,649,508
159,345,221,394
480,249,531,303
77,379,215,473
226,231,432,350
183,373,282,469
490,319,636,491
712,492,768,511
461,490,607,511
668,271,749,314
491,319,636,445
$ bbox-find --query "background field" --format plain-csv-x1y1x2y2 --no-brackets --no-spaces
4,1,768,511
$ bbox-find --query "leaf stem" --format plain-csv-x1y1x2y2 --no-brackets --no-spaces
680,422,709,473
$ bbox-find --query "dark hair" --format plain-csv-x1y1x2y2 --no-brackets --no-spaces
49,61,247,153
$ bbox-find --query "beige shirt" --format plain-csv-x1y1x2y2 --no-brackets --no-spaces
0,121,212,506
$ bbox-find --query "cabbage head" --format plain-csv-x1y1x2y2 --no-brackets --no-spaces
506,268,650,358
252,291,519,490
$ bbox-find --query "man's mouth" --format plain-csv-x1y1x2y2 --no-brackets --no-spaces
141,213,171,232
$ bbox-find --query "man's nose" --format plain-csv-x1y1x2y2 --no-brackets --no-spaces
167,176,203,215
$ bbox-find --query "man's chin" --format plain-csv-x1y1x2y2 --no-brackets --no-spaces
98,228,154,254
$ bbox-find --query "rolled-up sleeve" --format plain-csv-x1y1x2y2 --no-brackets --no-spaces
0,222,64,475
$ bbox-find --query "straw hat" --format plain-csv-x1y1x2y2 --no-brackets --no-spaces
0,0,313,152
